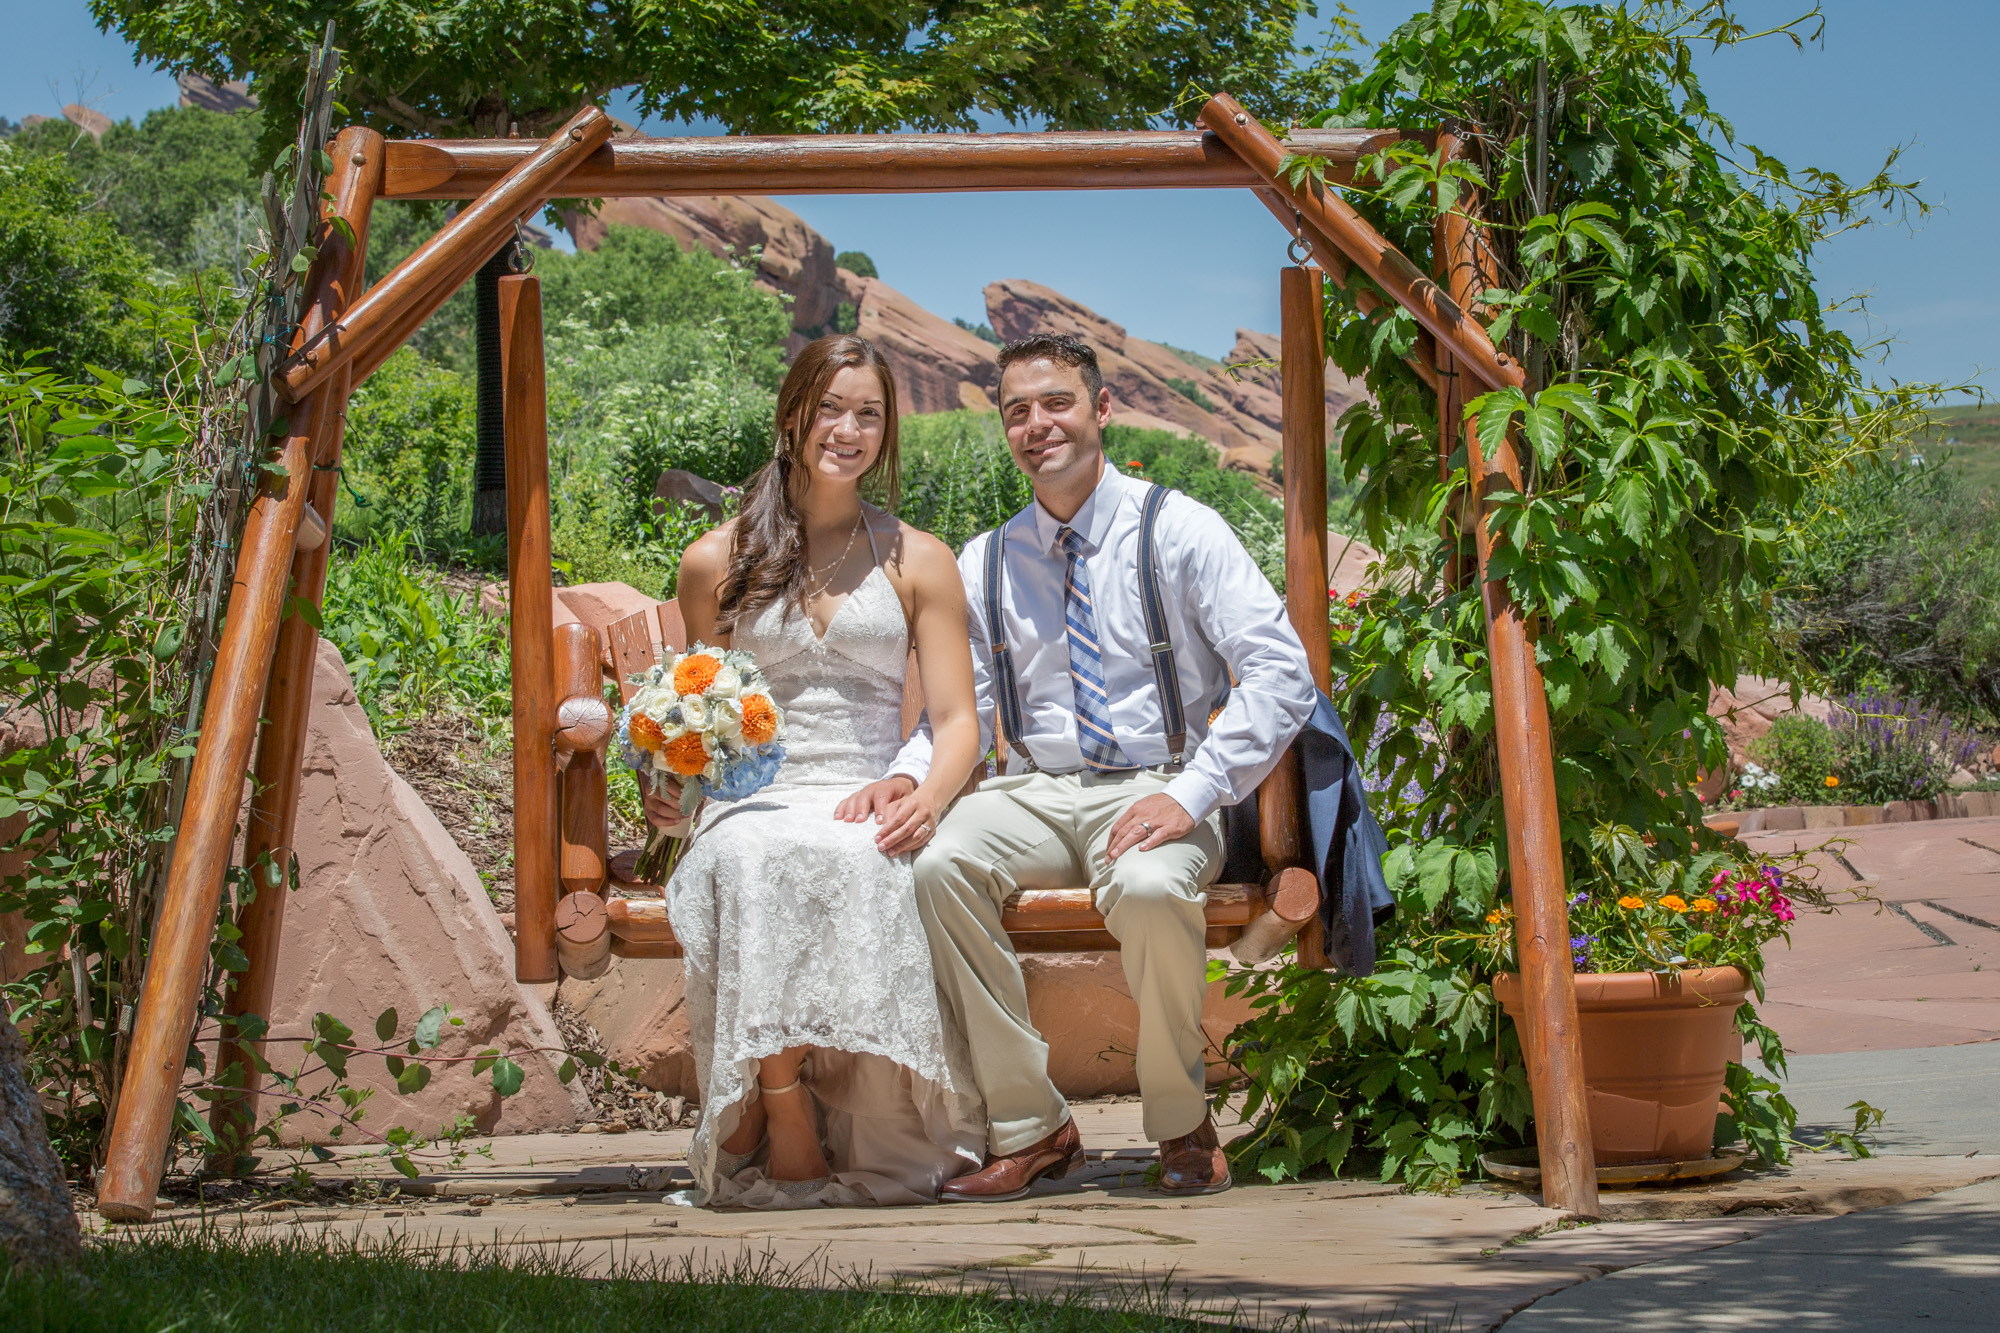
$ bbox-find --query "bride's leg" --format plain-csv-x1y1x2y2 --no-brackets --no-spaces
720,1083,767,1156
758,1046,831,1182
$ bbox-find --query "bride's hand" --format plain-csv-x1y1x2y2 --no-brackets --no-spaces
643,779,701,832
874,787,942,857
836,775,915,824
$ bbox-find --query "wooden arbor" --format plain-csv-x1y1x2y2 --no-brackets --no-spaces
95,98,1599,1221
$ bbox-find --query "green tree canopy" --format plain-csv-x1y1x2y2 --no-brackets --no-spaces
0,146,151,374
10,107,263,268
92,0,1328,152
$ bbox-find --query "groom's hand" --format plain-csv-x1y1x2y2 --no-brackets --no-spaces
836,775,916,825
1106,792,1196,861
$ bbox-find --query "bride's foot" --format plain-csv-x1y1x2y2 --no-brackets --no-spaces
760,1078,831,1183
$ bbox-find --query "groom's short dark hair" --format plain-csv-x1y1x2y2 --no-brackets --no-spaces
997,333,1103,401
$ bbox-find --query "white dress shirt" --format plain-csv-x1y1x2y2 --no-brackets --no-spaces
889,461,1316,822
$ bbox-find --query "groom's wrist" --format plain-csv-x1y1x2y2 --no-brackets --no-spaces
1160,773,1218,826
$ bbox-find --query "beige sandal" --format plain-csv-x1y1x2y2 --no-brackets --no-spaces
758,1078,831,1191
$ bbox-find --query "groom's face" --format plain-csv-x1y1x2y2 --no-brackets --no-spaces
999,358,1112,491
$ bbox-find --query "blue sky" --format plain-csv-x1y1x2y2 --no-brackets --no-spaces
4,1,1991,395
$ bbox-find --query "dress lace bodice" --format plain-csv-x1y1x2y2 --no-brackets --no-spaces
731,564,910,788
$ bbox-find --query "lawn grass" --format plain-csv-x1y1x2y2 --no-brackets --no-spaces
0,1228,1303,1333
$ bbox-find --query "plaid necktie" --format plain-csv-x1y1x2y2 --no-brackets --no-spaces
1057,525,1134,771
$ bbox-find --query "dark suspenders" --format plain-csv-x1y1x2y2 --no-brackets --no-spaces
983,482,1187,773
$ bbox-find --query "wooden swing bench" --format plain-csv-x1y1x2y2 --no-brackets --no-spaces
544,598,1324,977
95,91,1604,1223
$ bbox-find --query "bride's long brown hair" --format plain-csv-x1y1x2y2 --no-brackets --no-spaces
716,334,902,631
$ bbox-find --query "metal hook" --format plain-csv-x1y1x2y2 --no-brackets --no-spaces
507,220,535,274
1287,209,1312,267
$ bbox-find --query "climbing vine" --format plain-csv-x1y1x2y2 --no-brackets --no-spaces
1221,0,1947,1186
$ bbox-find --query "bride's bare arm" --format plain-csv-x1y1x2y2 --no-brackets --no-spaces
869,526,978,856
674,522,734,649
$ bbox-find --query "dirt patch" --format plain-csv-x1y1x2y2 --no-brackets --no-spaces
382,711,516,910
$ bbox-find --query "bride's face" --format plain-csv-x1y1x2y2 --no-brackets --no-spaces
801,365,887,489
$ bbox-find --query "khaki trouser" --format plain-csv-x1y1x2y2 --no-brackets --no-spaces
912,768,1223,1152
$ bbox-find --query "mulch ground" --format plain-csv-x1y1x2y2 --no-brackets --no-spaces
382,711,518,911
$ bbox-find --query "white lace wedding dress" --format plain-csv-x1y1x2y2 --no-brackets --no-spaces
664,551,985,1209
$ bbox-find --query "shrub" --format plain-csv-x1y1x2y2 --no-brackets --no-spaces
534,224,791,387
335,348,475,553
320,535,512,733
1828,691,1981,805
1747,715,1843,806
9,106,264,269
835,249,877,278
896,411,1033,552
1164,376,1215,411
1780,454,2000,723
0,145,151,375
954,316,1001,345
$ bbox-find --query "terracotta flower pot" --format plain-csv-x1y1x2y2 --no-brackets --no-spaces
1493,967,1750,1165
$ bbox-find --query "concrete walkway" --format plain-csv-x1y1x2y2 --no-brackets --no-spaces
111,817,2000,1329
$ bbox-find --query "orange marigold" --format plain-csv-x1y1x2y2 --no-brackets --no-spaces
1691,897,1719,913
1617,895,1645,910
1659,894,1689,913
740,693,779,746
629,713,667,754
674,652,722,696
663,733,711,777
1485,910,1504,925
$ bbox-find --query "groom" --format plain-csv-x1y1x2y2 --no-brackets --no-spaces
872,333,1315,1199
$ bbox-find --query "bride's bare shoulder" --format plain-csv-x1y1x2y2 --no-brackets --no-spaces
679,520,738,586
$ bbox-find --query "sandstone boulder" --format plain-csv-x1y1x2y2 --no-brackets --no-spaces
1025,951,1256,1097
852,277,1001,415
555,582,663,636
255,641,582,1142
653,468,729,521
555,959,699,1098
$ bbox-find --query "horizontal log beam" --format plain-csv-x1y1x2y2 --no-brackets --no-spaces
380,128,1418,201
283,105,614,402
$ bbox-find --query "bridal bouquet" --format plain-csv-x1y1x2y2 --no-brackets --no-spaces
617,644,787,883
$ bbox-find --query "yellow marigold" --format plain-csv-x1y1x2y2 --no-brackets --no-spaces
629,713,666,755
1486,910,1504,925
1660,894,1689,913
1825,774,1840,789
1618,895,1645,911
739,693,779,746
663,733,711,777
674,652,722,697
1691,897,1719,913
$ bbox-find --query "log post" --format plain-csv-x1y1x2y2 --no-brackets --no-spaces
1441,143,1599,1217
502,272,561,985
280,105,614,403
1259,265,1329,880
554,621,610,903
96,384,342,1222
208,128,383,1173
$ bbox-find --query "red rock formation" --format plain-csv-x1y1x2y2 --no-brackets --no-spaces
567,194,1371,466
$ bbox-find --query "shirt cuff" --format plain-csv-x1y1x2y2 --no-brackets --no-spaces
884,761,930,787
1161,771,1224,826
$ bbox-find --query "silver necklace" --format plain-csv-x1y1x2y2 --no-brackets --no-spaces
805,513,864,600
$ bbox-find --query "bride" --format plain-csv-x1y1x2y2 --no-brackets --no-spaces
645,333,986,1208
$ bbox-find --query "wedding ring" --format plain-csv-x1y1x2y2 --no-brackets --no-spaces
1140,821,1154,834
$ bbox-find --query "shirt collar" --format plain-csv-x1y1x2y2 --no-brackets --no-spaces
1030,457,1131,556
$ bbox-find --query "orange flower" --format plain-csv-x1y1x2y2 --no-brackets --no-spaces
1485,910,1504,925
629,713,667,755
739,693,779,746
663,733,711,777
1617,895,1645,910
1660,894,1689,913
674,652,722,696
1691,897,1719,913
1824,774,1840,789
1346,590,1362,608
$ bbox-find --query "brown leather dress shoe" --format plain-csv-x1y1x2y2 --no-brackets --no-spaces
1157,1115,1231,1195
940,1118,1084,1203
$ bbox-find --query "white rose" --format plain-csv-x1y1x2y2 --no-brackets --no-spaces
630,684,676,717
709,696,745,745
679,693,708,730
707,664,743,699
